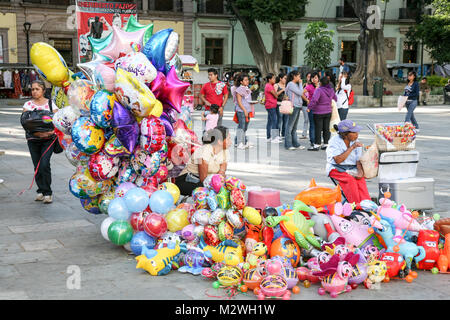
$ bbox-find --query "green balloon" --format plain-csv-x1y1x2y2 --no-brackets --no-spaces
124,15,153,45
107,220,133,245
433,213,441,221
89,33,113,54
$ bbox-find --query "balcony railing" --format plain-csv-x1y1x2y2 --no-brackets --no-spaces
336,5,357,19
399,7,420,20
197,0,229,15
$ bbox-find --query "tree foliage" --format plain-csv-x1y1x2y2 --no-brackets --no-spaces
303,22,334,71
232,0,306,23
407,0,450,65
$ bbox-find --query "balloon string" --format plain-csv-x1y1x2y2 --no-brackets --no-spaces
18,137,57,196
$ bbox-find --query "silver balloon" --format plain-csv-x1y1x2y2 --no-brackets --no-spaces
167,53,183,78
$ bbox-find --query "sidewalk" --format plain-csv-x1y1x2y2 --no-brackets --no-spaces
0,99,449,300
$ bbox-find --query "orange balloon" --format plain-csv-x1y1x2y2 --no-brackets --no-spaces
294,179,341,208
368,227,374,234
303,280,311,288
383,276,390,283
240,285,248,293
412,211,419,219
393,245,400,252
384,191,391,199
253,288,260,295
438,254,449,273
405,275,413,283
409,271,418,279
292,286,300,294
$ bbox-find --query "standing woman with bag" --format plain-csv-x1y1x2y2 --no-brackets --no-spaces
403,71,420,131
336,71,352,120
307,76,337,151
234,73,255,149
274,73,287,138
284,70,306,150
264,73,283,143
21,80,59,203
305,72,319,150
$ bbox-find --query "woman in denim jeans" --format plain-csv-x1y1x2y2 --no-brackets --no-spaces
404,71,420,131
284,70,307,150
234,73,255,149
274,73,287,137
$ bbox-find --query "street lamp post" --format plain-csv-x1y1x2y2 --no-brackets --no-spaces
23,22,31,66
363,23,369,96
229,17,237,79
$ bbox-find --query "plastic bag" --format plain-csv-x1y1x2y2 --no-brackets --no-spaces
397,95,408,111
330,99,340,133
360,141,379,179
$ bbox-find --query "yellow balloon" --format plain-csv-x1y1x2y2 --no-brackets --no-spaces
243,206,262,225
165,208,189,232
159,182,180,204
114,68,158,118
149,99,163,118
30,42,70,88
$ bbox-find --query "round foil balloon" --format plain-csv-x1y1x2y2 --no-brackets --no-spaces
217,187,231,210
117,160,138,184
130,211,148,232
206,190,218,211
154,165,168,184
159,140,169,162
203,225,220,246
90,90,115,128
65,142,90,166
130,146,161,178
135,175,158,188
67,79,96,116
103,134,131,158
166,208,189,233
218,221,234,241
143,213,167,238
115,51,157,85
69,168,112,199
52,106,80,134
114,68,161,118
98,188,116,214
101,217,116,241
149,190,174,215
225,176,246,192
71,117,105,155
80,196,102,215
140,115,166,153
88,151,120,181
158,182,180,204
115,182,137,198
191,209,211,226
231,188,246,210
209,208,226,226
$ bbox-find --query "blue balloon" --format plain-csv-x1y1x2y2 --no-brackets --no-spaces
108,197,131,220
149,190,174,215
124,187,149,213
130,231,156,256
90,90,114,128
142,28,173,73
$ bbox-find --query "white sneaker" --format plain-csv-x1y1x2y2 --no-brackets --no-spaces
237,143,246,150
43,195,53,204
245,142,254,149
271,137,282,144
35,193,44,201
288,147,296,150
296,145,306,150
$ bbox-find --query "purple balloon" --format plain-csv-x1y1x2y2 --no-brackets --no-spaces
160,114,174,136
112,101,139,154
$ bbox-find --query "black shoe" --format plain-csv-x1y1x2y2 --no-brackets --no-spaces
423,101,427,106
320,144,328,150
308,146,319,151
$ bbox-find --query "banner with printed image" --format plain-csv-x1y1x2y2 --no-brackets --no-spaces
76,0,137,63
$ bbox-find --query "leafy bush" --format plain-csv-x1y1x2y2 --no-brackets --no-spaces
423,75,450,88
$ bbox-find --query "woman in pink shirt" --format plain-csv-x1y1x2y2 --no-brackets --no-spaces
264,73,284,143
305,72,319,150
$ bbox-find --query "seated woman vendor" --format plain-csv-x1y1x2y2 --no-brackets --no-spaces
175,126,231,196
326,120,371,203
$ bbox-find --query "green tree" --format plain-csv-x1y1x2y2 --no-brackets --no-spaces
228,0,308,76
407,0,450,65
303,21,334,71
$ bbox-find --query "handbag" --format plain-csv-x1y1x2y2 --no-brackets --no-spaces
279,100,293,114
329,100,340,133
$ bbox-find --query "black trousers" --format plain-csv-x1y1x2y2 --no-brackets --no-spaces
313,113,332,145
175,173,204,196
27,138,54,196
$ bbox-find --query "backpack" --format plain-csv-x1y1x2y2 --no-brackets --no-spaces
344,89,354,106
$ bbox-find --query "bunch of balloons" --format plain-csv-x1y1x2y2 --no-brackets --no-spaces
30,21,201,250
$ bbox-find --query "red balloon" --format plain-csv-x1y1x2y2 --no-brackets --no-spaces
143,213,167,238
204,225,220,246
141,184,158,198
130,211,148,231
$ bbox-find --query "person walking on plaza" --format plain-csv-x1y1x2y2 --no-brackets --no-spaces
200,68,229,127
403,71,420,131
305,72,319,150
419,77,430,106
20,80,59,204
235,73,255,149
307,76,337,151
339,57,350,75
336,71,352,120
274,73,287,138
284,70,306,150
264,73,283,143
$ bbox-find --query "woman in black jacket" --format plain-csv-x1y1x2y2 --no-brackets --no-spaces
404,71,420,131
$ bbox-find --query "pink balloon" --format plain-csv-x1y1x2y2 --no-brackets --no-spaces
95,63,116,92
157,67,189,113
149,72,166,98
100,26,146,61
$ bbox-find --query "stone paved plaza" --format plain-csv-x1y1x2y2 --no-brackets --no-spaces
1,99,450,300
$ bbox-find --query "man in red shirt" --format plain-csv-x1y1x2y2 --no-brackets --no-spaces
200,68,229,126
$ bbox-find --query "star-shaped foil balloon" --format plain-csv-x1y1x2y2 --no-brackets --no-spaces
157,66,190,113
89,33,113,55
77,53,115,92
100,26,146,61
124,15,153,45
142,28,173,73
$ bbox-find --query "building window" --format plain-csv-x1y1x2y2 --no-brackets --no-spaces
340,41,357,63
155,0,173,11
282,40,293,66
343,0,357,18
49,38,73,67
198,0,224,14
205,38,223,65
403,41,417,63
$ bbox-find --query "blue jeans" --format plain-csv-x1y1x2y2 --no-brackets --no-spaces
338,108,348,120
285,107,301,149
266,108,278,139
308,110,315,145
405,99,419,129
235,111,249,145
276,106,288,136
300,106,309,137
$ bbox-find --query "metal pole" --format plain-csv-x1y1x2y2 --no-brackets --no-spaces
230,25,235,76
363,27,369,96
26,31,30,66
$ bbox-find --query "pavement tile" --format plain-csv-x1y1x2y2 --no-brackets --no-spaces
8,219,93,234
20,239,63,251
0,250,54,265
0,291,30,300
